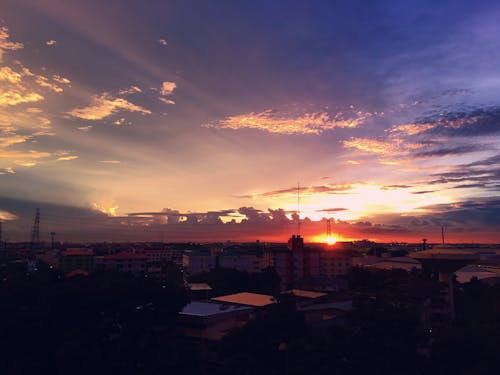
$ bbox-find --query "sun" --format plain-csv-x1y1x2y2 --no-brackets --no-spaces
311,234,339,245
325,236,338,245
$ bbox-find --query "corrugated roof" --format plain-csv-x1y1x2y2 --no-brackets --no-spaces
212,292,276,307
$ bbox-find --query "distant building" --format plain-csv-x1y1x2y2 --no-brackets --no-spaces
364,256,421,272
265,235,321,289
59,249,95,274
455,264,500,284
96,253,147,276
218,245,265,273
139,247,184,265
183,250,216,275
319,250,355,278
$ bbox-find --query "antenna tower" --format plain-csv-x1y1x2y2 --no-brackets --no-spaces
31,208,40,245
0,219,2,248
326,218,332,237
297,182,301,235
441,226,445,246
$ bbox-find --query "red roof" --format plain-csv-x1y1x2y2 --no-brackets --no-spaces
65,269,89,278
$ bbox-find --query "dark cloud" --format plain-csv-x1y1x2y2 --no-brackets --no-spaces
419,106,500,138
452,183,488,189
414,145,482,158
412,190,435,195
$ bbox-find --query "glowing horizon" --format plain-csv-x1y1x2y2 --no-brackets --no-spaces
1,1,500,244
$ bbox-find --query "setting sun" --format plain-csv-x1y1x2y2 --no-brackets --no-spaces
325,236,338,245
311,234,340,245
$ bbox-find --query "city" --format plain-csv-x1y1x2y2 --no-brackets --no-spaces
1,0,500,374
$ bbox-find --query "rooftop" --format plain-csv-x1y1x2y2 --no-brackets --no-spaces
284,289,327,299
212,292,276,307
188,283,213,291
180,301,252,317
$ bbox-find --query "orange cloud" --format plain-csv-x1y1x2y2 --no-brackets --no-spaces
0,209,18,221
343,137,425,156
56,155,79,161
0,149,51,159
208,109,373,135
99,160,121,164
67,94,151,120
0,66,22,83
0,27,23,62
343,138,395,154
159,97,175,105
0,90,44,106
35,75,64,93
119,85,142,95
390,122,435,135
346,160,361,165
160,81,176,96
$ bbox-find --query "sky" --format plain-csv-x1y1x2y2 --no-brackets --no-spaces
0,0,500,243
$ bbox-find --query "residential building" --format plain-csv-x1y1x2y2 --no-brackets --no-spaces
59,249,95,274
96,253,147,276
218,245,265,273
183,250,216,275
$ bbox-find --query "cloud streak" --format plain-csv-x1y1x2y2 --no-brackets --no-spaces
67,94,151,120
207,109,375,135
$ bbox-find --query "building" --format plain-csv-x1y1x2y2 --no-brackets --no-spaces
218,245,265,273
139,247,185,265
59,249,95,274
96,253,147,276
364,256,422,272
265,236,321,289
319,250,355,278
188,283,213,300
178,301,254,340
183,250,216,275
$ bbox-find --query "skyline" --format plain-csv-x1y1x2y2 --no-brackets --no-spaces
1,0,500,243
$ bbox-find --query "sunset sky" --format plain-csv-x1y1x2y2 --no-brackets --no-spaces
1,0,499,243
